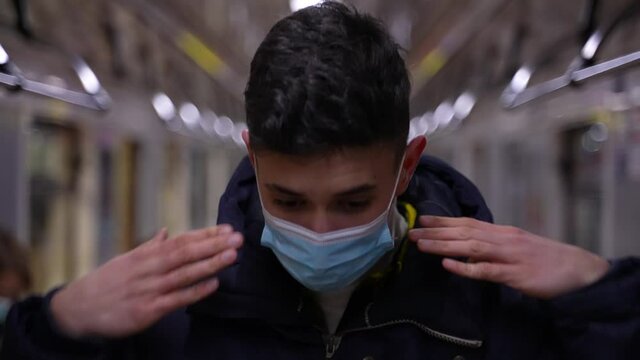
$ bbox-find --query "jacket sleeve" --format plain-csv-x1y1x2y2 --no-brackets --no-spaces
0,289,125,360
547,257,640,359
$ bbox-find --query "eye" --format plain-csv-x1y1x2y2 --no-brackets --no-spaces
273,198,306,210
338,199,372,213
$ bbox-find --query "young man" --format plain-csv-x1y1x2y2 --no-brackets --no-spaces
3,2,639,359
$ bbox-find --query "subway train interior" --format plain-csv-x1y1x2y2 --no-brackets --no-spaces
0,0,639,294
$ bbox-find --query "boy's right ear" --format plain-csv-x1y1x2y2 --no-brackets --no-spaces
242,130,256,167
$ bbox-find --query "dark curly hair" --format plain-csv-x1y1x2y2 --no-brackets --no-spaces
245,1,410,158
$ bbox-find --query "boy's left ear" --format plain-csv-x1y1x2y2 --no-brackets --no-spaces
396,136,427,196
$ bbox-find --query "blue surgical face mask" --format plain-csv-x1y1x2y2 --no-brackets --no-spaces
257,156,405,292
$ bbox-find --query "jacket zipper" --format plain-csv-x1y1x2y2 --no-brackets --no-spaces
360,302,483,348
324,335,342,359
321,304,482,358
348,318,483,348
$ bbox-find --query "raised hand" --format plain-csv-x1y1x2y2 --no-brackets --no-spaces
51,224,243,338
408,216,609,299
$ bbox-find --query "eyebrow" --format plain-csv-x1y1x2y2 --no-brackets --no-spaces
265,183,376,197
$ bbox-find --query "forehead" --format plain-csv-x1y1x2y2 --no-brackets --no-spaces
254,147,397,189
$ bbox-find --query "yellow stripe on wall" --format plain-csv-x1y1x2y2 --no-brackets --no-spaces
177,32,226,76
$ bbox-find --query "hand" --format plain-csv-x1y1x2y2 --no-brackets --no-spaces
408,216,610,299
51,224,243,338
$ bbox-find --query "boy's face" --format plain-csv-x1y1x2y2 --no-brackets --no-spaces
246,133,426,232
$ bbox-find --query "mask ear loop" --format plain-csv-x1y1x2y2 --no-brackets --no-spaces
385,153,407,223
252,157,270,211
387,153,407,208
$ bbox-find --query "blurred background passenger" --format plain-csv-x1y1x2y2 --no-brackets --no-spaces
0,229,32,347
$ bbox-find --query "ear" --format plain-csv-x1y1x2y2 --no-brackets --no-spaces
395,136,427,196
242,130,256,167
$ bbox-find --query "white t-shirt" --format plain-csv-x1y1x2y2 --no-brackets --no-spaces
311,206,408,334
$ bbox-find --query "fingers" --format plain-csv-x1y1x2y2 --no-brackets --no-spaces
409,222,514,261
170,225,234,247
140,225,231,251
154,246,239,294
415,239,506,261
156,228,169,242
409,226,502,245
157,231,243,274
133,225,241,277
442,258,512,283
409,217,526,260
409,216,524,280
140,228,169,249
415,216,523,235
152,277,220,315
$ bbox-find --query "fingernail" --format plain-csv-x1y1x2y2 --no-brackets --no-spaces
218,224,233,234
221,249,236,262
159,227,168,238
418,239,432,247
204,277,219,291
227,233,242,246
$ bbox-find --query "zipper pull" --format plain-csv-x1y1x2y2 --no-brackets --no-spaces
324,335,342,359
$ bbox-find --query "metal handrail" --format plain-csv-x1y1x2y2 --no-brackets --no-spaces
501,0,640,109
0,43,110,111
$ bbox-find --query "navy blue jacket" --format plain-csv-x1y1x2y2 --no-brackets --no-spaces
3,155,640,359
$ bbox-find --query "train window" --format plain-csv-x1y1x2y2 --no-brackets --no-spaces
115,140,139,254
96,140,139,263
161,140,189,233
503,141,545,235
97,147,115,265
189,148,209,229
28,119,81,291
560,124,604,254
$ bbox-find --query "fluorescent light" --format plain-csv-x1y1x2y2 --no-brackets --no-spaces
0,44,9,66
73,57,101,94
152,93,176,121
200,110,218,135
453,92,476,119
289,0,324,12
232,122,248,147
581,31,602,61
421,112,438,135
214,116,234,137
509,66,532,94
179,102,201,130
434,101,454,128
408,117,418,141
